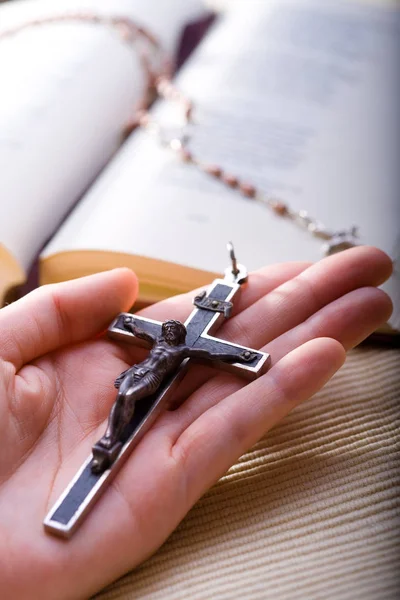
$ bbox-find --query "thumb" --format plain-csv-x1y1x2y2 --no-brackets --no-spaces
0,269,138,370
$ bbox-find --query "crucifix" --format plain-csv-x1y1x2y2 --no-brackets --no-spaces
44,244,270,538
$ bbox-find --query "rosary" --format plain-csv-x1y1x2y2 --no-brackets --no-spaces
2,11,361,256
3,12,362,537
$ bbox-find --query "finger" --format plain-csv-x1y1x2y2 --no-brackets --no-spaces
137,261,311,323
0,269,138,369
163,286,391,439
217,246,392,352
172,338,346,506
268,286,393,360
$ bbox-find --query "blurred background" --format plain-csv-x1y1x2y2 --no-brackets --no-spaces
0,0,399,336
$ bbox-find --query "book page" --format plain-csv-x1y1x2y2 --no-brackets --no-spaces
0,0,204,271
42,0,400,328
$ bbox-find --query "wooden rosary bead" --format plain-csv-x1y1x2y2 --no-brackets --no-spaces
180,148,193,163
239,183,257,198
120,26,135,41
271,200,288,216
129,109,149,128
122,120,137,138
137,26,159,47
156,78,170,95
184,102,193,122
204,165,223,178
222,174,239,188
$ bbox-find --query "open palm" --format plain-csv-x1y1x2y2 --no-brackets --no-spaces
0,247,393,600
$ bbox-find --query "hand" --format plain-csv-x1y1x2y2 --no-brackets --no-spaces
0,248,392,599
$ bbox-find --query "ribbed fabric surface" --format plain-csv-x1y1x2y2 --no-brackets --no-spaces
96,347,400,600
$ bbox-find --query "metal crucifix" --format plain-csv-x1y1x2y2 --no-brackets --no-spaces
44,244,270,538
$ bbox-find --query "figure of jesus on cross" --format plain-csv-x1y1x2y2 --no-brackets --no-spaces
93,316,257,472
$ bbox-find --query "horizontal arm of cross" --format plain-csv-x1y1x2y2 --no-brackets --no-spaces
192,334,269,379
187,347,247,362
109,314,163,348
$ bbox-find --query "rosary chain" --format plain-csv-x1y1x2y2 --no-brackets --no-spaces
1,11,357,250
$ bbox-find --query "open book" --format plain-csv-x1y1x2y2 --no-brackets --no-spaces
39,0,400,332
0,0,204,303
